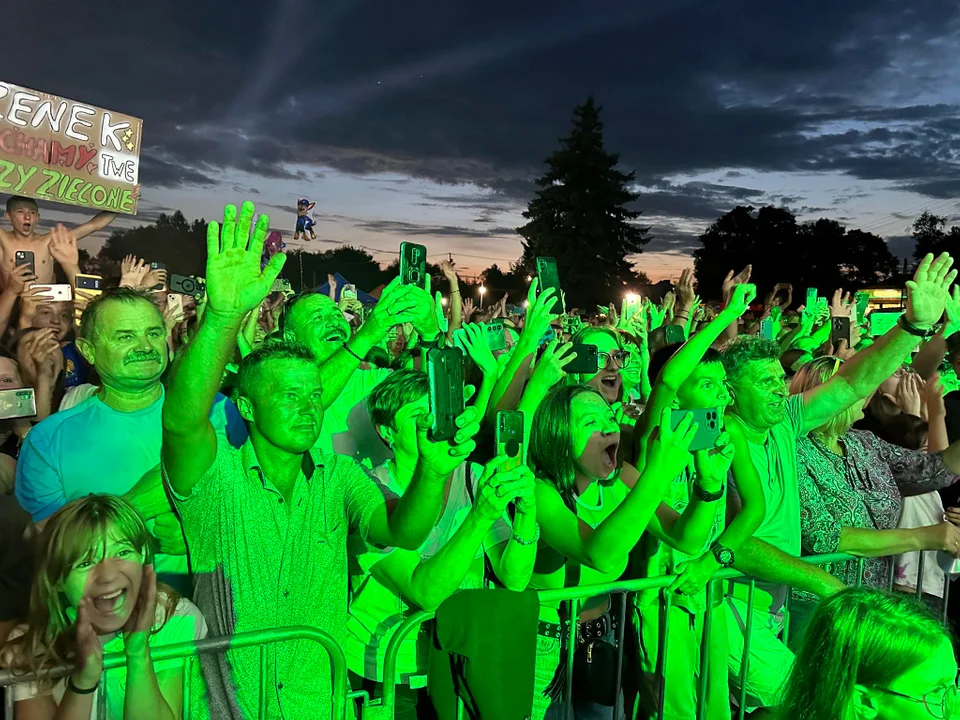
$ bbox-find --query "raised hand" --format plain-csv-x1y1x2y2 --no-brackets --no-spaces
942,286,960,339
205,202,287,318
529,339,576,390
906,253,957,328
1,262,37,297
415,399,482,478
152,512,186,555
121,254,138,276
472,457,535,523
457,322,498,377
120,258,148,289
462,296,476,322
676,268,696,307
830,288,852,317
692,432,735,492
123,564,158,656
440,258,458,281
722,265,752,300
645,407,697,480
522,279,560,345
72,597,104,690
48,224,79,268
142,267,167,291
725,283,757,318
893,372,924,417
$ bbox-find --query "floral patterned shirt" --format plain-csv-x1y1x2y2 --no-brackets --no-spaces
795,429,957,598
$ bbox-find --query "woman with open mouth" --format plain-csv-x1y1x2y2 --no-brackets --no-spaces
1,495,207,719
523,384,719,719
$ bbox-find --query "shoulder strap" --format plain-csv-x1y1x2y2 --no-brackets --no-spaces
465,468,502,589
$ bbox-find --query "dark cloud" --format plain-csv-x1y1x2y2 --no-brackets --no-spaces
4,0,960,259
355,219,518,239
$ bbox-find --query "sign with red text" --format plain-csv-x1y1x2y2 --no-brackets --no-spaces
0,81,141,214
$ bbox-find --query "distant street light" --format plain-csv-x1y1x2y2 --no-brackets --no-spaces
479,285,486,310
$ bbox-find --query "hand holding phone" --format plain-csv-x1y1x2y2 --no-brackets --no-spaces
496,411,525,471
400,242,428,289
427,347,465,441
670,407,721,453
15,250,35,278
536,257,562,314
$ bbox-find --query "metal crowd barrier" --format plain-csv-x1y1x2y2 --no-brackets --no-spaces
0,552,947,720
0,626,347,720
366,551,951,720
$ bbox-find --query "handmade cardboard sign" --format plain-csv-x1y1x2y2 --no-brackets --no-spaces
0,81,141,214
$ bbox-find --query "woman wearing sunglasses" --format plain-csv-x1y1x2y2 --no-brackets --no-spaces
568,326,635,408
779,587,958,720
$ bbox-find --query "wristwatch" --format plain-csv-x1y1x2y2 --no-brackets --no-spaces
898,315,941,340
711,541,735,567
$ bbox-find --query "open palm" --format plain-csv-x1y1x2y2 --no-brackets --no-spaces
206,202,286,317
906,252,956,327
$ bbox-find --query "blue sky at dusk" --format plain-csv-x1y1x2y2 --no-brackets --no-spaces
4,1,960,284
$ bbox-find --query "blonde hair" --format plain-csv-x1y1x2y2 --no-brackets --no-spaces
790,356,858,438
2,495,178,679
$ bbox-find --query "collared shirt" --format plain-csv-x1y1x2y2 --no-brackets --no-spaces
166,437,394,720
796,430,955,599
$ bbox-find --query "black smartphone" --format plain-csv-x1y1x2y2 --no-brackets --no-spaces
15,250,35,277
74,274,103,294
427,347,465,441
664,325,686,344
536,256,561,314
399,242,427,289
562,343,599,374
670,407,721,453
496,410,525,471
485,320,507,352
831,316,852,346
0,387,36,420
169,273,206,300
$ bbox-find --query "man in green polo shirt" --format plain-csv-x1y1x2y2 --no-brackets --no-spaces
161,201,483,719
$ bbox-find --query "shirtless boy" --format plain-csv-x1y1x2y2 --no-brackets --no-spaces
1,186,140,285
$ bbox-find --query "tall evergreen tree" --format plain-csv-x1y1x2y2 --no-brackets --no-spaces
517,98,650,308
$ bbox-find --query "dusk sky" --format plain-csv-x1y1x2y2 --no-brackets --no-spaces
4,0,960,284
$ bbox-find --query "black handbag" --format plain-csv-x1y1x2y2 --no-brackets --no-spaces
565,561,620,707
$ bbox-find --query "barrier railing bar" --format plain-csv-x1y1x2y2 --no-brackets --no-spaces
736,578,755,720
855,557,865,587
564,597,580,720
916,552,926,600
695,582,713,720
1,627,347,720
183,656,193,720
613,591,628,716
944,577,953,625
657,587,673,720
258,643,268,720
782,587,791,651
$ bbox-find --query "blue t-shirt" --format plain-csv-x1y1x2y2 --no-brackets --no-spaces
15,388,248,521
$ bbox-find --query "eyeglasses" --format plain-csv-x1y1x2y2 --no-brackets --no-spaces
599,350,633,369
873,683,958,719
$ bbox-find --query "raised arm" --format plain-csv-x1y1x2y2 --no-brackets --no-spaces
162,202,285,497
802,253,957,433
440,260,463,337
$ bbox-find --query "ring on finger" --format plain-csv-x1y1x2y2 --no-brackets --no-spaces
495,487,504,498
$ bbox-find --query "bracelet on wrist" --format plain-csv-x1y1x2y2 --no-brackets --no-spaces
692,481,725,502
67,676,99,695
512,522,540,546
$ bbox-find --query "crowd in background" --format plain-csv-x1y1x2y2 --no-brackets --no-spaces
1,194,960,720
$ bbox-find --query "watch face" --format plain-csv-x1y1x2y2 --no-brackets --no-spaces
715,546,734,565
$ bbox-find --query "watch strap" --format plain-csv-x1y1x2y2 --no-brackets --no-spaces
898,315,939,339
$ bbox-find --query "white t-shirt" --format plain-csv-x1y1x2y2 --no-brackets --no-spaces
896,492,947,598
345,461,511,685
10,595,207,718
316,368,393,468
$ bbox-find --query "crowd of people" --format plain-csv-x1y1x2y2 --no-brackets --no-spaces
0,193,959,720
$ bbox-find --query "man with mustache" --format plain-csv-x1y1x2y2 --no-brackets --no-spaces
14,287,246,574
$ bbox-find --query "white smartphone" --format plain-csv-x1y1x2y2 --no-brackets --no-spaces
166,293,184,317
342,284,357,300
31,284,73,302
